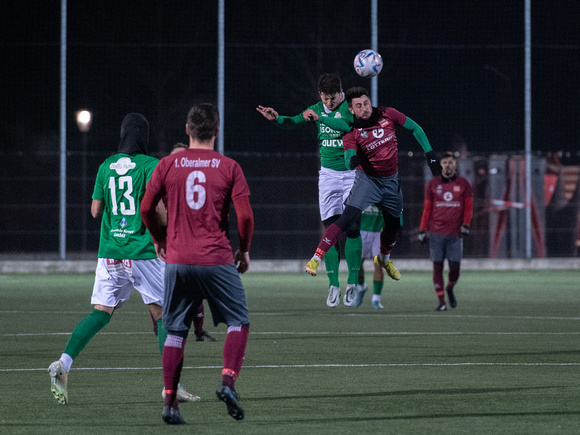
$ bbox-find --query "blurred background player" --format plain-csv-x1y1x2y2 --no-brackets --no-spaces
305,86,442,283
355,204,386,309
418,152,473,311
141,103,254,425
48,113,198,406
257,73,362,307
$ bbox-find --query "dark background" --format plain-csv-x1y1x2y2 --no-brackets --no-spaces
0,0,578,256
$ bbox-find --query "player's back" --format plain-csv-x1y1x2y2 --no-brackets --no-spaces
156,148,250,266
93,152,159,259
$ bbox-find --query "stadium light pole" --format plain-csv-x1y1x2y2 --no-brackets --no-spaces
217,0,225,155
76,110,92,252
524,0,532,259
370,0,379,105
59,0,67,260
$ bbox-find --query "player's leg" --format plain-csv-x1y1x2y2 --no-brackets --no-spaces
341,169,363,290
133,259,200,405
375,211,402,280
316,168,348,303
160,263,198,424
343,214,362,306
49,259,126,405
193,302,217,342
429,234,447,311
306,205,361,277
371,261,385,309
201,263,250,421
307,170,372,277
374,176,403,280
445,237,463,308
321,215,342,306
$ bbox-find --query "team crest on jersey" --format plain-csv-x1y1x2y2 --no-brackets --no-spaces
379,119,389,128
334,112,342,118
453,186,461,192
109,157,136,175
373,128,385,139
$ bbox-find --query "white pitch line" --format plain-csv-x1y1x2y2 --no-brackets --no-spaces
2,331,579,337
2,362,580,373
1,311,579,321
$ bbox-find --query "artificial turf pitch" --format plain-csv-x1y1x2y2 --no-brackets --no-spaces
0,269,578,434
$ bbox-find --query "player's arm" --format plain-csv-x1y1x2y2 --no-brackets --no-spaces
232,195,254,274
91,199,104,219
256,104,308,129
419,198,432,232
140,175,167,245
318,116,352,133
403,117,441,176
156,199,167,227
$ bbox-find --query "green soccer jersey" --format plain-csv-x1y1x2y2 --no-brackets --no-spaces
360,204,384,233
92,153,159,259
275,100,353,171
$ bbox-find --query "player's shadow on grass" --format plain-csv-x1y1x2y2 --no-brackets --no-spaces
272,410,580,424
250,385,556,402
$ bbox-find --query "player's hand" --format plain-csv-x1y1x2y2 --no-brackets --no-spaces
426,151,442,176
460,225,470,237
303,109,319,122
154,239,167,261
256,105,278,121
418,231,427,244
234,250,250,274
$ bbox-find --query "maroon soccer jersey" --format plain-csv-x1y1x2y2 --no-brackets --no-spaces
343,107,407,177
144,148,250,265
424,176,473,235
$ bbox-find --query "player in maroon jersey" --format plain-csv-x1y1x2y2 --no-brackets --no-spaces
305,86,442,281
418,152,473,311
141,103,254,425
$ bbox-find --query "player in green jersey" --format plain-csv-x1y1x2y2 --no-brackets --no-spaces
48,113,197,405
257,73,363,307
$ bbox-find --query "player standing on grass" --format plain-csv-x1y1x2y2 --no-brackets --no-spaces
48,113,198,405
305,86,442,280
257,73,363,308
141,103,254,425
155,142,217,343
418,152,473,311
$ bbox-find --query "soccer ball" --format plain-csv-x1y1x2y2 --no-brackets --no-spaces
353,49,383,78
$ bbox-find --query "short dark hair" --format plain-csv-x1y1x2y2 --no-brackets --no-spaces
441,151,456,160
317,73,342,95
172,142,188,151
187,103,220,141
345,86,370,107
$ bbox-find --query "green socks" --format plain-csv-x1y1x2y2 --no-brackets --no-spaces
63,309,111,360
156,318,168,355
324,245,340,287
345,236,362,285
373,280,384,296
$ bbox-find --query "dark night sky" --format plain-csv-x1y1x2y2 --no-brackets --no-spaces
1,0,578,158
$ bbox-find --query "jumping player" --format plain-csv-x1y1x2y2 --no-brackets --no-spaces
257,73,362,308
305,86,442,280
